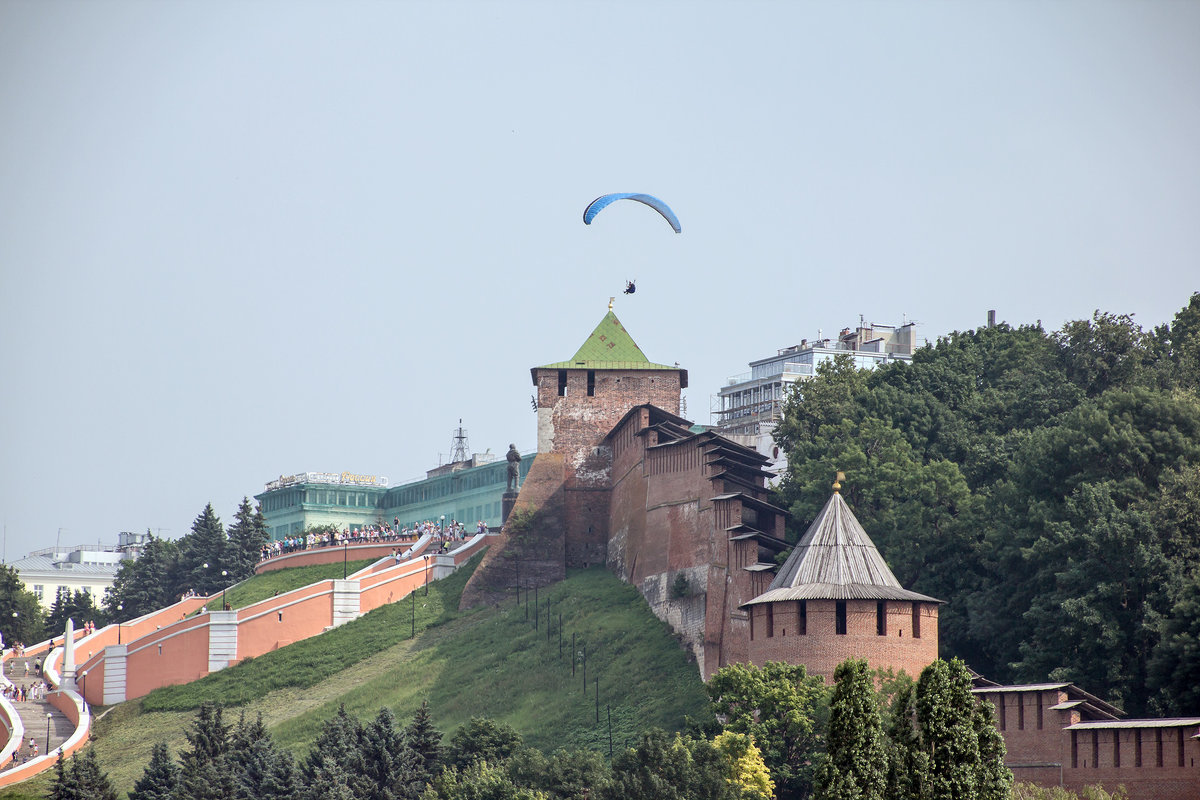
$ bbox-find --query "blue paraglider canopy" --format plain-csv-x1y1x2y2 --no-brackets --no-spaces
583,193,681,233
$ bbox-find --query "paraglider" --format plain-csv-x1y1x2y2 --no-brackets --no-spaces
624,280,636,294
583,193,681,233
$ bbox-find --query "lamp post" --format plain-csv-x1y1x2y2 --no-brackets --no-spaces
423,554,431,596
45,712,52,753
221,570,229,610
117,604,124,644
343,540,349,579
440,515,445,536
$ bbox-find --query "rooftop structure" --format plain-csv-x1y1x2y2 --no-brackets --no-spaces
9,532,150,609
713,320,917,438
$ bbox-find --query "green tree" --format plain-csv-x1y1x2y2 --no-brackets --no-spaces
602,729,735,800
48,751,81,800
423,761,547,800
127,742,178,800
174,503,228,598
301,706,366,800
1148,570,1200,715
44,587,104,640
176,702,236,800
914,659,1012,800
226,497,269,581
361,706,423,800
406,700,444,788
816,659,886,800
507,748,610,800
706,660,829,800
446,718,523,770
105,533,180,622
883,683,926,800
973,695,1011,800
70,749,118,800
228,711,298,800
0,564,45,645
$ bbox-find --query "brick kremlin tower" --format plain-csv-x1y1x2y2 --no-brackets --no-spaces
741,474,942,682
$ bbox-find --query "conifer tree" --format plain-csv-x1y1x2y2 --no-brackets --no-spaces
973,697,1013,800
44,587,104,640
405,699,443,786
884,684,927,800
69,749,118,800
301,705,366,800
361,706,423,800
128,742,178,800
48,751,81,800
176,702,236,800
916,659,982,800
228,711,298,800
105,533,179,621
174,503,228,597
226,497,269,580
817,659,887,800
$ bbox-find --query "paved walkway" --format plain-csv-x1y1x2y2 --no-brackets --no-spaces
3,655,75,765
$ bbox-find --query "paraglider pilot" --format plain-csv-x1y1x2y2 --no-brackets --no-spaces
624,280,636,294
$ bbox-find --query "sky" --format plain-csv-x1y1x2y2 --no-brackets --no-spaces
1,1,1197,558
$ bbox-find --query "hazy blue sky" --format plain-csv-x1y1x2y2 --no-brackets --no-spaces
2,1,1197,557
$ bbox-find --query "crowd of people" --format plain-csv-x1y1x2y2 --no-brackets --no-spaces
2,676,48,703
259,518,490,561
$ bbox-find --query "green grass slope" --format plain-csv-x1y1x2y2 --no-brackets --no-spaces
1,557,708,799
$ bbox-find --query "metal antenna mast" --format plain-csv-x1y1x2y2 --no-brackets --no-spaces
450,419,470,463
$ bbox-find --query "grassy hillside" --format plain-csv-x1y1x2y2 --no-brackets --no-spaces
0,557,708,798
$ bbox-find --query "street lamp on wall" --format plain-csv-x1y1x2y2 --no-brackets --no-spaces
221,570,229,610
45,712,52,753
423,554,431,596
117,604,124,644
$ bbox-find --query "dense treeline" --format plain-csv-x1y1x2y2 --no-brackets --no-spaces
775,293,1200,716
50,658,1023,800
103,498,269,623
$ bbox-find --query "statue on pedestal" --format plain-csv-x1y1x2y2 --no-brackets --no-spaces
506,444,521,493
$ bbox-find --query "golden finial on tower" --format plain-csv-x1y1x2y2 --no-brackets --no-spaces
833,471,845,493
609,296,615,310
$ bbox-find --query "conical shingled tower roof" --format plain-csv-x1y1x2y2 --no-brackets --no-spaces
744,491,940,606
532,308,687,384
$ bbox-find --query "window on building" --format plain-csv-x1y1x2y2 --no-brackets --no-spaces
765,604,774,638
798,601,806,635
33,585,43,601
876,601,886,636
587,370,595,396
835,601,847,635
558,370,567,396
912,602,922,638
1018,695,1025,730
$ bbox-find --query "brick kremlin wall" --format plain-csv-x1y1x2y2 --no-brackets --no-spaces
747,599,939,683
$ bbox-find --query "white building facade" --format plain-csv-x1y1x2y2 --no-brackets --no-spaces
712,321,918,479
9,532,148,609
